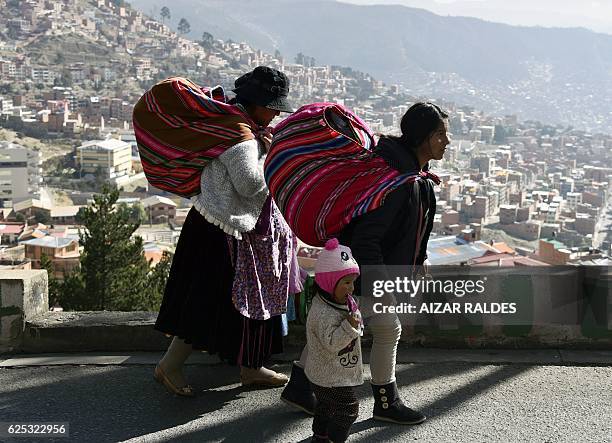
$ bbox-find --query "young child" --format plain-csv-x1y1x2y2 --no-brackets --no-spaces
305,238,363,443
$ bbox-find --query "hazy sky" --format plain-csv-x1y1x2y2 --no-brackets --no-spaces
342,0,612,34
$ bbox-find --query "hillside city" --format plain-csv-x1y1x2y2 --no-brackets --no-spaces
1,0,612,296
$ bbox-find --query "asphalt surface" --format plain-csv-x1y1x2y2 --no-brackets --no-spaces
1,355,611,443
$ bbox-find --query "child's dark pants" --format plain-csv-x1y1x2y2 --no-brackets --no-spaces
311,384,359,442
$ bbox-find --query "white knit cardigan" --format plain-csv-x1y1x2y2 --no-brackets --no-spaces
191,139,269,239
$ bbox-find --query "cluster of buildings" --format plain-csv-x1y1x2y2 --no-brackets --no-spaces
426,116,612,265
0,0,403,141
0,190,183,279
0,0,611,279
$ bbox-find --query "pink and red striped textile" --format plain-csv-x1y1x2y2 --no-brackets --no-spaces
133,77,257,197
264,103,440,246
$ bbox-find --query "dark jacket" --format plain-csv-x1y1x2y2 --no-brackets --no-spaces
338,136,436,292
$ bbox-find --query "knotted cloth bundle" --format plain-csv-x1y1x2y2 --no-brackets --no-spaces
264,103,440,246
133,77,256,197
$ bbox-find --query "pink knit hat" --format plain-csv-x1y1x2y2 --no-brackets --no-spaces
314,238,360,295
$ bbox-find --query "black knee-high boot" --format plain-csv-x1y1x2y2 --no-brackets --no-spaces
281,363,317,415
371,381,426,425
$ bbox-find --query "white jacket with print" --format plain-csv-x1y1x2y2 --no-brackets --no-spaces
305,294,363,388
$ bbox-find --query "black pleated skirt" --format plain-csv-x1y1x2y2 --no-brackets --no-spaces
154,207,283,368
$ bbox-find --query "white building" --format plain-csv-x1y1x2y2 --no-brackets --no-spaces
0,96,13,114
0,142,42,207
76,138,132,179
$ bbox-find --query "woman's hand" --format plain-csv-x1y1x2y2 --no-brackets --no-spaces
258,127,273,152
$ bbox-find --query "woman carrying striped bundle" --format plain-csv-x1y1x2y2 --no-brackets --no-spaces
271,102,450,426
134,66,303,396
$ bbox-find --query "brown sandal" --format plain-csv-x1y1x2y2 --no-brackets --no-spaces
154,364,195,397
240,371,289,388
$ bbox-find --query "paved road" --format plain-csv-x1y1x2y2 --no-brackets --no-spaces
1,357,611,443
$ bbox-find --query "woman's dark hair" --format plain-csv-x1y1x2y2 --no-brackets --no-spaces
385,102,448,150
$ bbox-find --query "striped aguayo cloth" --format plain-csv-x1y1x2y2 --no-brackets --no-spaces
264,103,440,247
133,77,257,197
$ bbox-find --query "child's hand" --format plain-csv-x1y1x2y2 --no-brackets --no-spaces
347,313,360,329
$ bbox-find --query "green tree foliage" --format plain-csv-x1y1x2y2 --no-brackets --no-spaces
117,201,146,224
71,185,151,310
52,187,172,311
33,209,51,225
130,202,147,224
201,31,214,48
0,83,15,95
147,251,173,311
40,253,61,306
160,6,171,23
75,207,87,224
56,270,85,310
177,18,191,35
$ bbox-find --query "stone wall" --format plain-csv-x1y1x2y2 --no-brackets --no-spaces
0,270,48,353
1,267,610,354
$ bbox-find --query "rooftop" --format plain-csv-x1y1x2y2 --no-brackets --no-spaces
0,224,24,235
469,253,550,266
13,198,49,213
77,138,131,151
142,195,177,208
50,206,83,218
427,236,497,265
20,235,78,249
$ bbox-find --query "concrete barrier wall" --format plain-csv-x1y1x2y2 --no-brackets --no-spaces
0,270,48,353
0,267,610,354
393,266,612,349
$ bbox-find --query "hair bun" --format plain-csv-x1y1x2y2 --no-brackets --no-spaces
324,238,340,250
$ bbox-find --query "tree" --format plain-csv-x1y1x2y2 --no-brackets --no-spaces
130,202,146,225
117,201,146,224
160,6,171,24
147,251,173,310
0,83,15,95
177,18,191,35
201,31,214,48
55,270,85,311
75,207,87,224
40,254,61,306
33,209,51,225
76,185,151,311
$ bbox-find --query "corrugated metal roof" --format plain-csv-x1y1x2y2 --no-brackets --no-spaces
20,236,78,248
427,236,495,265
